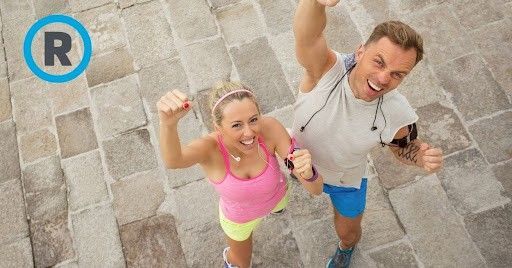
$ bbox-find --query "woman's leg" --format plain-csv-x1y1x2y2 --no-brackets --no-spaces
225,234,253,268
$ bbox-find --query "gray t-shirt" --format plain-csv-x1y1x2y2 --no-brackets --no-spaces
292,52,418,188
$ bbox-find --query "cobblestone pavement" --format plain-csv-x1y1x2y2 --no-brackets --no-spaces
0,0,511,267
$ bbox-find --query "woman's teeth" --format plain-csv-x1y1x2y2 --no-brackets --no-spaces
240,138,254,145
368,80,382,92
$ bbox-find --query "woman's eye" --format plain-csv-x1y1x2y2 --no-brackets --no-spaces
250,118,258,123
232,123,241,128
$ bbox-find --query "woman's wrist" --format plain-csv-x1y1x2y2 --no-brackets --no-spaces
304,166,318,182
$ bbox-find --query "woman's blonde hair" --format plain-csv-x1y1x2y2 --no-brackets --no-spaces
209,81,260,126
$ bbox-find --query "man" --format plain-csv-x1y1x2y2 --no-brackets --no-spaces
292,1,443,267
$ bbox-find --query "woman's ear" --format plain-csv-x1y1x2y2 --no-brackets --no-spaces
213,121,222,132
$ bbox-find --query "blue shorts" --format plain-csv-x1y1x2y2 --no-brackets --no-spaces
323,178,368,218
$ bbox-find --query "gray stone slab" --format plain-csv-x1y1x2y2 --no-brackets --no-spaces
75,4,126,56
69,0,112,13
56,108,98,159
102,129,158,180
122,1,177,68
230,37,295,113
415,102,472,155
180,37,232,92
22,156,68,222
46,75,89,116
252,215,302,267
464,203,512,267
470,19,512,96
359,178,404,250
493,161,512,197
85,47,135,87
10,77,52,133
0,238,33,268
403,3,475,65
265,105,295,129
390,0,445,16
398,60,446,109
178,220,225,267
257,0,295,35
0,120,20,184
19,128,58,163
291,218,338,267
30,213,75,267
2,17,33,62
209,0,240,9
268,31,302,93
0,0,33,22
450,0,504,30
0,62,7,79
368,241,419,268
436,54,510,121
112,169,165,225
286,178,332,228
138,58,189,113
164,0,217,43
324,5,364,53
438,148,509,215
90,75,147,139
469,111,512,164
345,0,398,38
119,214,187,267
7,59,34,82
71,204,125,267
62,150,109,211
33,0,70,19
0,179,29,244
174,179,218,226
0,78,11,122
216,2,264,46
118,0,152,9
389,174,486,267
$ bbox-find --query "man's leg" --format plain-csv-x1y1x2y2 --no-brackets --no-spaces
333,209,363,249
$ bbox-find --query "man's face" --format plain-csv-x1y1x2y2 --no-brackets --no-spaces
351,37,417,102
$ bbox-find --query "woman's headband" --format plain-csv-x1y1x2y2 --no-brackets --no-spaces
211,89,254,115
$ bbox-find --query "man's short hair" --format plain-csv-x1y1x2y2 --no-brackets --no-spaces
366,21,424,65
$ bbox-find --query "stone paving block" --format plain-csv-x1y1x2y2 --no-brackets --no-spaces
55,261,78,268
62,150,108,211
257,0,295,35
122,1,177,68
0,62,7,79
46,75,89,116
118,0,152,9
286,178,332,228
75,4,126,56
90,75,147,139
368,241,419,268
464,203,512,267
22,156,68,222
180,37,232,92
438,148,509,215
102,129,158,180
493,161,512,197
252,215,302,267
119,214,187,267
112,169,165,225
0,0,33,22
19,128,58,163
398,60,446,109
69,0,112,14
71,204,125,267
0,238,33,268
265,105,295,129
56,108,98,158
85,47,135,87
268,31,302,92
33,0,70,19
469,111,512,164
404,3,475,65
291,217,338,267
324,5,363,53
436,54,510,121
230,37,295,114
471,19,512,96
10,77,52,133
0,179,28,244
345,0,397,38
164,0,217,43
415,102,472,155
216,2,264,46
390,0,445,16
7,59,34,82
178,220,225,267
209,0,240,9
0,120,20,184
359,178,404,250
450,0,504,30
30,213,75,268
389,174,486,267
138,58,189,113
0,78,11,122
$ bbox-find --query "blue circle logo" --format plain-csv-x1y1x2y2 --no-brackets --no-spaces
23,14,92,83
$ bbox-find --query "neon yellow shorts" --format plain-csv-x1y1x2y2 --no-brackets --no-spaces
219,184,290,241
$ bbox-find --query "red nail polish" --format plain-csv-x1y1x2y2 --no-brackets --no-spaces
182,101,190,109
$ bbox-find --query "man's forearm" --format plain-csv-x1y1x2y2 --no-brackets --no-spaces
390,139,422,167
294,0,327,45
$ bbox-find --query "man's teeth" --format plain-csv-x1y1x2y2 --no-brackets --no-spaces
241,138,254,145
368,80,382,91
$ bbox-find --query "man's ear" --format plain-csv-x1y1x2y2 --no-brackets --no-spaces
355,44,365,62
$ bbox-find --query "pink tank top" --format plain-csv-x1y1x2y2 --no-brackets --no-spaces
209,135,287,223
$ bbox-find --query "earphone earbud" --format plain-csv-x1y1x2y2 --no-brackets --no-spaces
371,126,377,131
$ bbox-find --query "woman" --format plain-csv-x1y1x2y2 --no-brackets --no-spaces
158,81,323,268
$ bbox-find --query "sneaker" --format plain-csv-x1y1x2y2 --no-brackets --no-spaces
222,247,238,268
271,208,285,215
326,244,354,268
